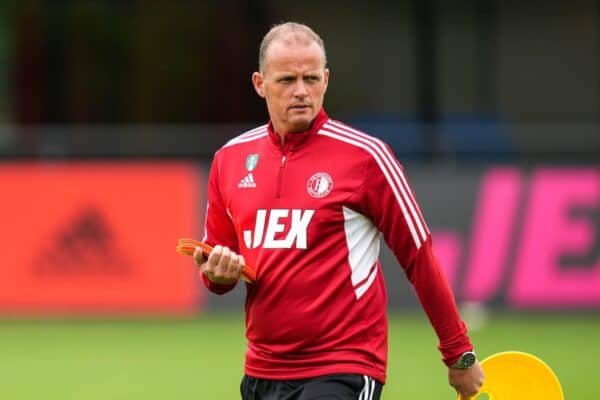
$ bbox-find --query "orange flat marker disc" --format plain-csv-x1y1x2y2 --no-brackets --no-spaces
175,238,257,283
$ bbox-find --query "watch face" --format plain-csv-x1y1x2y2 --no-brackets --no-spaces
453,351,476,368
462,352,476,367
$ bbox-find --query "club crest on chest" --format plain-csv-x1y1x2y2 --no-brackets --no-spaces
307,172,333,198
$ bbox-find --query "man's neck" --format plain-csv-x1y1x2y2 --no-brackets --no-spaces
277,131,286,146
273,123,313,146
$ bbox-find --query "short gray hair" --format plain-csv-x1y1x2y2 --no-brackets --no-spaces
258,22,327,73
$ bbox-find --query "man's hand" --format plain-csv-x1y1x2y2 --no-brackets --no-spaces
193,245,245,285
449,361,485,399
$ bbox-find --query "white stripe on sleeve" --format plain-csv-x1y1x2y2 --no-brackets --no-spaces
319,127,424,248
325,120,429,240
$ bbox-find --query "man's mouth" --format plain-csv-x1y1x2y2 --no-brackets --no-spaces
289,105,310,110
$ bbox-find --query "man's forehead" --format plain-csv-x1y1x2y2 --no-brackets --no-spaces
263,40,325,72
271,32,315,48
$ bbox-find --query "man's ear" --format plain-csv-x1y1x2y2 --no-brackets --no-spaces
323,68,330,93
252,72,265,98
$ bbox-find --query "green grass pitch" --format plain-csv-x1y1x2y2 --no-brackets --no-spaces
1,312,598,399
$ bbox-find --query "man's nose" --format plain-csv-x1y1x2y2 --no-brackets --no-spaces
293,80,308,97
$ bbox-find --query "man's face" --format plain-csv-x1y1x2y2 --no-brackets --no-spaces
252,39,329,134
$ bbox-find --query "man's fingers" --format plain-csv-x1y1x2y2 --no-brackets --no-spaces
453,381,480,398
449,363,484,400
234,255,246,278
206,245,223,268
193,246,207,266
223,250,244,279
198,245,243,283
458,387,479,399
216,246,232,275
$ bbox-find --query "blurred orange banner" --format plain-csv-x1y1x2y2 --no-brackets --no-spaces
0,162,203,315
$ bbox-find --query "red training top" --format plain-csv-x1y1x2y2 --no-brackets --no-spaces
201,109,472,383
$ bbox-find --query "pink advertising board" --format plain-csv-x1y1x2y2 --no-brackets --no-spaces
431,167,599,309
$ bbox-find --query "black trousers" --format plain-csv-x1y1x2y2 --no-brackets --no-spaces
240,374,383,400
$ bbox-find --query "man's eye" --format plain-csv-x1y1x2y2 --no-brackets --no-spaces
280,77,294,83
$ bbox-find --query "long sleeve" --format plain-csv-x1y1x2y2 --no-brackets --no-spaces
405,240,472,366
200,151,239,295
360,144,472,366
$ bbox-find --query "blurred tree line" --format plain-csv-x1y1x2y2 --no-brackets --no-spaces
2,0,599,130
9,1,271,124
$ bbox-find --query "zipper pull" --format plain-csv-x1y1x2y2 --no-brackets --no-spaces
276,155,287,199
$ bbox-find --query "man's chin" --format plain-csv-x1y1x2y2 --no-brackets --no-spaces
287,122,311,133
286,114,314,133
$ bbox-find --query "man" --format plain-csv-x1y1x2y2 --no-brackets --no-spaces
194,22,484,399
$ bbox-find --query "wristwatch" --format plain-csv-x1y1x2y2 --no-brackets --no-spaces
450,351,477,369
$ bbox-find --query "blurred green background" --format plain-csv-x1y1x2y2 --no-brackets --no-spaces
1,2,599,399
2,313,598,399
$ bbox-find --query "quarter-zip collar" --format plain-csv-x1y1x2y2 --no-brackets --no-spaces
267,108,329,152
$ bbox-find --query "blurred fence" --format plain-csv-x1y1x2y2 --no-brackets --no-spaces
0,122,598,163
0,131,597,314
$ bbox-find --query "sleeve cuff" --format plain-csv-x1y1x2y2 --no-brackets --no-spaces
200,271,237,295
438,322,473,366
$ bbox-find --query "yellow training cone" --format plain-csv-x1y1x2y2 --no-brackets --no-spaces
458,351,563,400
